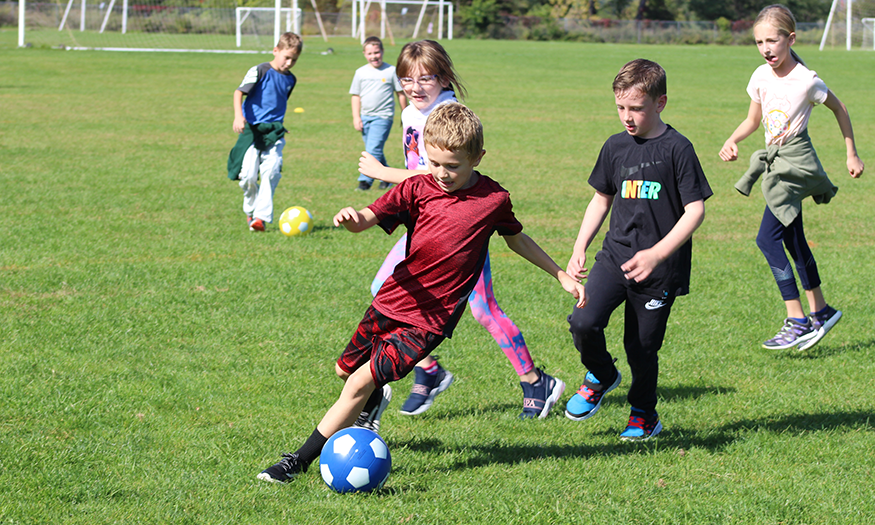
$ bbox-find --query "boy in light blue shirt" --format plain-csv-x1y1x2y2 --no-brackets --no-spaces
350,36,407,191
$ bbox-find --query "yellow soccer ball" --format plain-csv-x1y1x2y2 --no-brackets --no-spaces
278,206,313,237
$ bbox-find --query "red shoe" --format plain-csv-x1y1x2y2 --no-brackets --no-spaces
249,218,265,232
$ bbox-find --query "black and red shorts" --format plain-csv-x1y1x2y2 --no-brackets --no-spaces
337,305,444,388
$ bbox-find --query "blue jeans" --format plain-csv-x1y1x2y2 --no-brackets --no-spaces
358,115,393,184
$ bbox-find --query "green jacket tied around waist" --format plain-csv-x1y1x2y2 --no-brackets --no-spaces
734,129,837,227
227,122,287,180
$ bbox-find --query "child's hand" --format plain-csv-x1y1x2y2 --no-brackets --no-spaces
719,140,739,162
333,207,362,228
566,253,588,282
353,116,363,132
621,248,663,283
233,116,246,134
358,152,385,179
558,272,587,308
848,155,865,178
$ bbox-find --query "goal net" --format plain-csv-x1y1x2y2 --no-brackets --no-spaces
11,0,452,51
333,0,453,43
820,0,875,50
863,17,875,49
14,0,334,52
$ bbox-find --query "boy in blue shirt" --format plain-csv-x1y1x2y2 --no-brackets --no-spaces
565,59,712,441
228,32,302,232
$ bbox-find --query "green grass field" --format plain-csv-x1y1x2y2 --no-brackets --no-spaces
1,36,874,524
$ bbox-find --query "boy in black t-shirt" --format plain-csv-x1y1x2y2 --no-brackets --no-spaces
564,59,712,441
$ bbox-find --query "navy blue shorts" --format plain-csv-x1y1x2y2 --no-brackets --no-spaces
337,305,445,387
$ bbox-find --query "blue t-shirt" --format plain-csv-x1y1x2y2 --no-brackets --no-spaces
238,62,297,125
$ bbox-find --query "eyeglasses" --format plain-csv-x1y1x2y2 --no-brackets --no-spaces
399,75,439,86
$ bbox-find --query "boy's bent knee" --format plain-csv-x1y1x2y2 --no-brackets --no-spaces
568,312,601,338
335,362,350,380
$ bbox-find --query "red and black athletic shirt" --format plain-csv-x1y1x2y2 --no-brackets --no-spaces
368,172,523,338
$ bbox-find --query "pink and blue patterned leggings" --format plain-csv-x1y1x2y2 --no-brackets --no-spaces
371,234,534,376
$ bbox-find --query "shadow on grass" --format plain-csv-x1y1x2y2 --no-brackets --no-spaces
428,385,734,422
777,338,875,359
386,409,874,473
659,384,735,401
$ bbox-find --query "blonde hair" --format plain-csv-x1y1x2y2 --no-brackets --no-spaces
423,102,483,160
613,59,666,101
754,4,805,66
276,32,303,54
397,40,468,101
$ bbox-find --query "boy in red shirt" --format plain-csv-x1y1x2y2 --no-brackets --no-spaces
258,102,585,482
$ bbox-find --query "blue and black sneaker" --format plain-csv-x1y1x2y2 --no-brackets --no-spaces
399,363,454,416
797,306,842,351
564,369,621,421
619,407,662,441
519,369,566,419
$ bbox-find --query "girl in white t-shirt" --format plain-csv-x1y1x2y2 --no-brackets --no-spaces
719,4,864,351
358,40,566,422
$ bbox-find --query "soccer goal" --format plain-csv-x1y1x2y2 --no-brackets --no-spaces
820,0,875,50
863,17,875,49
338,0,453,44
236,7,302,49
15,0,329,52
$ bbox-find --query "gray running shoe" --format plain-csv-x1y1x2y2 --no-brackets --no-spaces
762,317,816,350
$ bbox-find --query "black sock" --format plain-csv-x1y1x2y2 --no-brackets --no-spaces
360,386,383,416
295,428,328,467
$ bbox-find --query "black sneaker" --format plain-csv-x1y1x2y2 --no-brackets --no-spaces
356,180,372,191
519,369,566,419
354,384,392,432
257,453,306,483
378,181,392,190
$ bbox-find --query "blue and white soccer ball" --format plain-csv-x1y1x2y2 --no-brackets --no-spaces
320,427,391,493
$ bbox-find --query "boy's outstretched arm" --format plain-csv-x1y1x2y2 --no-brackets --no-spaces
621,199,705,283
333,206,379,232
567,191,613,282
359,151,428,184
823,90,865,178
504,233,587,308
719,100,762,162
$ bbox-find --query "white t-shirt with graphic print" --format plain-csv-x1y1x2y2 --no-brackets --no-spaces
746,62,829,147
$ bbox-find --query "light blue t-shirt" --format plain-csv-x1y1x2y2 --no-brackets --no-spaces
349,62,402,120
